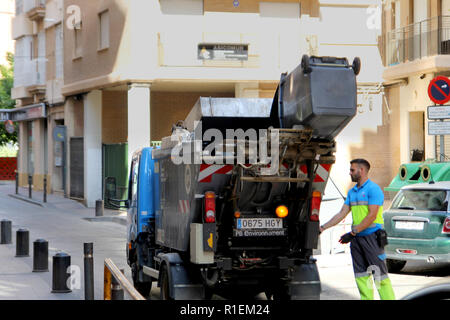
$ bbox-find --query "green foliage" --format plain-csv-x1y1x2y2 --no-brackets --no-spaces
0,143,18,157
0,52,17,146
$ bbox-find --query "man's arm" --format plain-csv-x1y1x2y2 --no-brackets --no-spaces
352,204,379,234
320,204,351,233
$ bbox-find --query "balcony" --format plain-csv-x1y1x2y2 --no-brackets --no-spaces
24,0,46,21
384,16,450,80
12,59,46,99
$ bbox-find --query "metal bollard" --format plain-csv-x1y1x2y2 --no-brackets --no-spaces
0,220,12,244
51,252,72,293
84,243,94,300
15,228,29,257
28,175,32,199
33,239,49,272
95,199,104,217
111,269,125,300
43,177,47,203
15,171,18,195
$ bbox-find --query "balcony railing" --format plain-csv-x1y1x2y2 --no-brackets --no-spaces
14,59,46,89
386,16,450,66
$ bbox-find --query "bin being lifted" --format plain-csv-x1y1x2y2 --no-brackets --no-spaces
123,55,360,300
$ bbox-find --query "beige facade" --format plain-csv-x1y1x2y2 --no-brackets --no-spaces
380,0,450,192
12,0,389,211
0,0,15,66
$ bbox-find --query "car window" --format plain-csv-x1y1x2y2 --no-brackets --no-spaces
391,189,448,211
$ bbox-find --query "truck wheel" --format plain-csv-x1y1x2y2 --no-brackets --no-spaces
160,264,173,300
272,286,291,300
131,263,152,298
386,259,406,273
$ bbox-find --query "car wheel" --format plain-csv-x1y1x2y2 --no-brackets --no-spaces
386,259,407,273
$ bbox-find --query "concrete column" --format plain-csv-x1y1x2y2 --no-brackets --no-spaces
127,83,151,171
83,90,103,208
18,122,28,187
32,119,46,190
64,98,76,197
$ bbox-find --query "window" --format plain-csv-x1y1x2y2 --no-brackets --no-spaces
73,22,83,59
16,0,23,15
98,10,110,50
55,23,63,78
392,189,448,211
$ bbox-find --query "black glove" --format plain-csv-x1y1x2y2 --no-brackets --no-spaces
339,232,355,244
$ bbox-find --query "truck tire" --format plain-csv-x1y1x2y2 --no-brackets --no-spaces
265,284,291,300
131,262,152,298
160,264,173,300
386,259,406,273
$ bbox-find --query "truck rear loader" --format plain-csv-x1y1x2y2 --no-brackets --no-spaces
119,55,360,300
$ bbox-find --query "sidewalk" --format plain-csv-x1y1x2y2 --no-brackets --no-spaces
0,180,130,300
2,181,127,226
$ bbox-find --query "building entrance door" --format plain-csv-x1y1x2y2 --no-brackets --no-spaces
70,137,84,199
103,143,128,208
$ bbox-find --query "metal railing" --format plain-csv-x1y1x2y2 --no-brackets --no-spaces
14,58,46,88
386,16,450,66
103,258,146,300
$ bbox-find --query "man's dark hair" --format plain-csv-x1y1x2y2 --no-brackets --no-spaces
350,158,371,171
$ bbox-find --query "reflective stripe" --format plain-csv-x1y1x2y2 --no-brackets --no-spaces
350,201,369,206
354,272,370,278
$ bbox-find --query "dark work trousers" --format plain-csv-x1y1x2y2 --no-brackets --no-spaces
350,233,395,300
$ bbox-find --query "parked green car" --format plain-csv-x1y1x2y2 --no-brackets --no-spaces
383,182,450,273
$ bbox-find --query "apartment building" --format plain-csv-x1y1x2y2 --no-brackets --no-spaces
11,0,386,215
0,0,15,66
381,0,450,181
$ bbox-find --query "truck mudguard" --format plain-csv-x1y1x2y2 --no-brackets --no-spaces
158,253,205,300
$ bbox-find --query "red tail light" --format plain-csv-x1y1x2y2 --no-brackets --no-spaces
443,217,450,234
310,191,322,222
396,249,417,255
204,191,216,223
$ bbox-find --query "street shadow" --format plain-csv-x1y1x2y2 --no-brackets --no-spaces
392,261,450,278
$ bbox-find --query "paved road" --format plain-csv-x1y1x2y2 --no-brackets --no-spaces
0,181,448,300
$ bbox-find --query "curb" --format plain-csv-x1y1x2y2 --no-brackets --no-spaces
8,194,45,207
83,216,127,226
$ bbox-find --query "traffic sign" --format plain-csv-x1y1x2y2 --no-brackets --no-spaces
427,105,450,119
428,76,450,105
428,121,450,135
4,120,14,134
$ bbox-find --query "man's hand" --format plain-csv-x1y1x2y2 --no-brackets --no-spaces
339,232,355,244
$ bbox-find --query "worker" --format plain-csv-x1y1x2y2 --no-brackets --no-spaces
319,158,396,300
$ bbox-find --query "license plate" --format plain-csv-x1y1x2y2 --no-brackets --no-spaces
237,218,282,229
395,221,424,230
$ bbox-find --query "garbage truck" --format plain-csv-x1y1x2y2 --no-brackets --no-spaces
119,55,360,300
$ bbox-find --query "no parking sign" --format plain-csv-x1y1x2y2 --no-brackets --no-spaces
428,76,450,105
